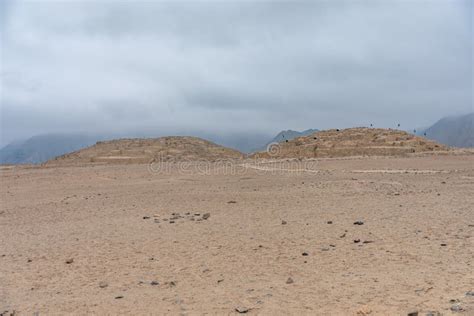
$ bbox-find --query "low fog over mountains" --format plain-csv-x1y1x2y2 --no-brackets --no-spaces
1,114,472,164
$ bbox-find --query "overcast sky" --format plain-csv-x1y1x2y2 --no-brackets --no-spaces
0,0,472,147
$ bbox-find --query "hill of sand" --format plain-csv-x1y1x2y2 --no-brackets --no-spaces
253,128,450,159
46,136,243,165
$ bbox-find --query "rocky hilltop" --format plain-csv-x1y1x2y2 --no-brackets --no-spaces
46,136,244,165
253,128,450,159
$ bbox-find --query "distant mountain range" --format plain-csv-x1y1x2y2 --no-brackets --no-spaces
0,134,101,165
255,129,319,152
1,114,472,164
419,113,473,148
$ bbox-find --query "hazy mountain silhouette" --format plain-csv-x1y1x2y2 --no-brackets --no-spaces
420,113,473,148
255,129,319,152
0,134,102,164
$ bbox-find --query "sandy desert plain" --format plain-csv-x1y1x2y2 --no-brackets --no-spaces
1,144,474,315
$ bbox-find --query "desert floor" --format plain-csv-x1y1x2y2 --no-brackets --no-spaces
1,155,473,315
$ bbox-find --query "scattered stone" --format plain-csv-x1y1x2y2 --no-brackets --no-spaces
407,312,418,316
143,216,150,220
115,295,123,299
363,240,374,244
394,192,400,196
354,239,361,243
302,252,309,256
27,259,32,263
329,244,336,248
169,220,175,224
466,291,474,296
227,201,237,204
354,221,364,225
169,281,176,287
99,282,108,288
281,220,287,225
286,277,294,284
202,213,211,220
321,248,330,251
327,221,333,224
235,306,251,314
450,304,463,312
65,258,74,264
340,233,346,238
425,312,441,316
194,213,201,216
217,279,224,283
154,219,160,223
356,305,372,315
440,243,447,247
150,281,159,286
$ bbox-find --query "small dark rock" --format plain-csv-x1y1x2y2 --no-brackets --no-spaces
227,201,237,204
65,258,74,264
281,220,287,225
340,233,346,238
202,213,211,220
440,243,447,247
466,291,474,296
99,282,108,288
353,221,364,225
115,295,123,299
363,240,374,244
302,252,309,256
169,220,175,224
27,259,32,263
327,221,333,224
286,277,294,284
151,281,159,286
353,239,361,243
143,216,150,220
407,312,418,316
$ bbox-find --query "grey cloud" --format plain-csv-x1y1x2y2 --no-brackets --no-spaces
0,0,472,146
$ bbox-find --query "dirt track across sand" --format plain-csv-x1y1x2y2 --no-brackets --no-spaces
1,155,473,315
